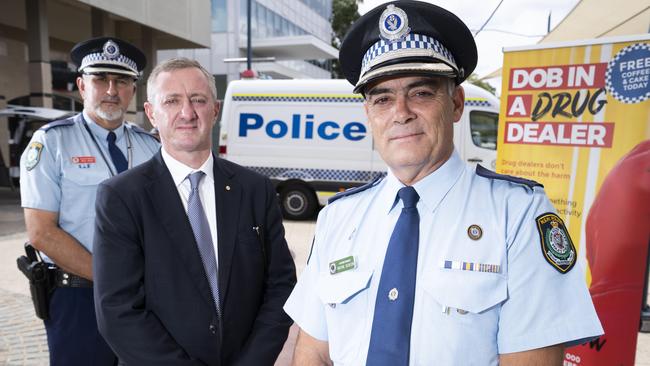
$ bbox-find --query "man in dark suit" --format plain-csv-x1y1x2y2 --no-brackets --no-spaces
93,57,296,366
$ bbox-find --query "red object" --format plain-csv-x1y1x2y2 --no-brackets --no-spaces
240,69,257,79
566,140,650,365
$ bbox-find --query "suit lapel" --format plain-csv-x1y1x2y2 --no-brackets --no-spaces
213,157,240,306
146,152,215,310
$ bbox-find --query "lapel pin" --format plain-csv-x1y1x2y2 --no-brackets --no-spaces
225,185,231,191
467,224,483,240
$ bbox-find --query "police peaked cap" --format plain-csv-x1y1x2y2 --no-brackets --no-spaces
340,0,477,93
71,37,146,79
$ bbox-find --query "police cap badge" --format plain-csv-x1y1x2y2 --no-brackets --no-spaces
339,0,477,93
70,37,146,79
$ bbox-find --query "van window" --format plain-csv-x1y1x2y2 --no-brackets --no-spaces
469,111,498,150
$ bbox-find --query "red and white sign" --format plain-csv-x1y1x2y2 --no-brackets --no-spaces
504,121,614,147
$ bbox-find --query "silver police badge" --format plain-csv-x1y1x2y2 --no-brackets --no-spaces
536,213,576,273
379,4,410,41
103,40,120,59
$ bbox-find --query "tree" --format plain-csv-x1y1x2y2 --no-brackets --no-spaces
331,0,361,79
466,73,497,96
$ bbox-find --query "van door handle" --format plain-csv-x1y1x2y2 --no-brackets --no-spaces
467,158,483,163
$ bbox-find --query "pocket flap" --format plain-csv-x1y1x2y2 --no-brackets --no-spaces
317,270,373,305
423,269,506,313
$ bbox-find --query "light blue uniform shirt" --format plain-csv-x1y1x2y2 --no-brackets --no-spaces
284,151,603,365
20,112,160,258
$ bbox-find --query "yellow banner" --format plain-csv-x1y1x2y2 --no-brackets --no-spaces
498,36,650,265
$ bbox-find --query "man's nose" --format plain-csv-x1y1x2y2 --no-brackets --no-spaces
180,99,197,119
393,94,416,124
106,80,119,96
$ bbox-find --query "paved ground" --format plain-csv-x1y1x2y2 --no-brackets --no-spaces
1,186,650,365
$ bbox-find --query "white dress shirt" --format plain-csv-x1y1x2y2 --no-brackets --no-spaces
161,148,218,265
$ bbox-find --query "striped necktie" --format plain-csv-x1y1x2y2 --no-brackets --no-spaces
187,171,221,316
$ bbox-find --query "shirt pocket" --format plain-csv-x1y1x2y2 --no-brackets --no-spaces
62,161,108,187
317,270,373,365
415,269,505,365
424,268,506,316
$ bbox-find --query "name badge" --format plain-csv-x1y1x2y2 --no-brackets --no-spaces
329,256,357,275
71,156,96,169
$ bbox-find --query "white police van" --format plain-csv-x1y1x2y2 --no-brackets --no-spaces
218,79,499,220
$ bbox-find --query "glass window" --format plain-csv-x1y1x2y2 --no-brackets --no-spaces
255,2,264,37
469,111,499,150
266,5,274,37
211,0,228,32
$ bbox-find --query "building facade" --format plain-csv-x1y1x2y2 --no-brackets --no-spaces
0,0,211,184
159,0,338,100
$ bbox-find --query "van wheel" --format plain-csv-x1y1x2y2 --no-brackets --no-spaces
280,185,317,220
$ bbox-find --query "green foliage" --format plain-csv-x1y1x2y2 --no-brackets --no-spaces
331,0,361,78
466,74,497,95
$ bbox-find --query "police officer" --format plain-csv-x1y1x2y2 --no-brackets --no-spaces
284,1,603,365
20,37,159,366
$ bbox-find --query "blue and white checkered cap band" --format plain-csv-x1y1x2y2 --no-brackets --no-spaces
79,52,138,75
361,33,457,76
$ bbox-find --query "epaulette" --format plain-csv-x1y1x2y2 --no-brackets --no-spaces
328,176,384,204
475,164,543,189
128,123,153,135
39,119,74,131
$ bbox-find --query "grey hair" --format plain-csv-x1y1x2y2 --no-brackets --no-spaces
146,57,217,103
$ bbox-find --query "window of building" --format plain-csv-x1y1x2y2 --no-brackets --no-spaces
211,0,228,32
240,0,308,39
469,111,499,150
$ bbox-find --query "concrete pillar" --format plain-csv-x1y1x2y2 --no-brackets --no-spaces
25,0,52,108
91,7,109,37
136,26,155,129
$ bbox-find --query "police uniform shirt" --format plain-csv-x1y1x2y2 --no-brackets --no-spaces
284,151,603,365
20,112,160,257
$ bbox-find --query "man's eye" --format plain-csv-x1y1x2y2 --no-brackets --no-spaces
163,99,178,105
413,90,435,98
191,98,206,104
372,96,390,105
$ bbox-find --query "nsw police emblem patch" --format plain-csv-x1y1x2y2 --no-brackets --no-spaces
536,213,576,273
25,142,44,171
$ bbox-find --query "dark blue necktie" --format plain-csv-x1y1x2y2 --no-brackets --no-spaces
187,171,221,317
106,131,127,174
366,186,420,366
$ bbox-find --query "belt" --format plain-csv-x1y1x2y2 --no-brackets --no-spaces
53,269,93,288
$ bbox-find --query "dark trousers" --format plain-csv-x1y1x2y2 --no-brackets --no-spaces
44,287,117,366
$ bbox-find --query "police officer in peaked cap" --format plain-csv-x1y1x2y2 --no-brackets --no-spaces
284,1,603,365
20,37,159,366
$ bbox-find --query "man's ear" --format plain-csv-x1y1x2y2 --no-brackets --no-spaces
451,85,465,122
144,102,156,127
76,76,86,98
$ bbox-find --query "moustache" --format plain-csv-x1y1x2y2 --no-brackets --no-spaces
101,96,121,104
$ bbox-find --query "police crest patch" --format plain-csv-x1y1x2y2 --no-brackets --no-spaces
536,213,576,273
25,142,44,171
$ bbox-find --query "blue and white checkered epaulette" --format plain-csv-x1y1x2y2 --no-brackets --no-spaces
39,119,75,132
328,176,384,204
475,164,543,190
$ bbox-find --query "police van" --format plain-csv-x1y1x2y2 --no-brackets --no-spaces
218,79,499,220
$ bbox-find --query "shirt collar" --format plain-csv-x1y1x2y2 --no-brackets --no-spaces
380,150,465,214
160,147,214,189
82,110,125,142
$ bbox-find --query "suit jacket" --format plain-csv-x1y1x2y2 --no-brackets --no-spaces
93,151,296,366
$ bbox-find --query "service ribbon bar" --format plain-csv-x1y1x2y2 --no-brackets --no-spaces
442,260,500,274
